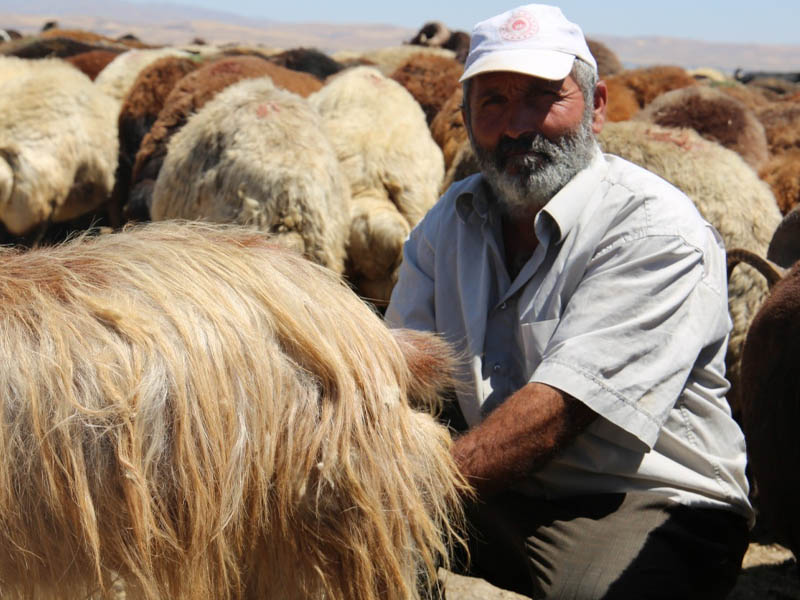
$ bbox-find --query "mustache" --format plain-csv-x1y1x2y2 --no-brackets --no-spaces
493,134,560,170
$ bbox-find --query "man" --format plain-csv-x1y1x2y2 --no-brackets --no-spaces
386,4,753,599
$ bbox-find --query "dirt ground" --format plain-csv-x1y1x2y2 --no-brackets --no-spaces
442,541,799,599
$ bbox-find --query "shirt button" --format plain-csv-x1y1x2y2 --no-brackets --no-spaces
493,363,502,373
499,302,507,310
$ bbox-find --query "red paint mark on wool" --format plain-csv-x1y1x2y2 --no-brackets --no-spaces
256,103,280,118
646,127,695,151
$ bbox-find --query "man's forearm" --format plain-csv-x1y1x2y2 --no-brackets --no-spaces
451,382,597,497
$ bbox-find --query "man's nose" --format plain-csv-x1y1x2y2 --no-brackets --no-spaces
503,103,544,139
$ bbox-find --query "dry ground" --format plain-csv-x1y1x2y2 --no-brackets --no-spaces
441,542,798,599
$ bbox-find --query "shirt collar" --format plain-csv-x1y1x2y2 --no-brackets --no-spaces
455,176,495,223
540,147,607,244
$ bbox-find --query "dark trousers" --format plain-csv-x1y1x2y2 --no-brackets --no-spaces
443,491,749,599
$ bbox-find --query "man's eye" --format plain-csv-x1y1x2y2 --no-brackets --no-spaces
481,96,505,107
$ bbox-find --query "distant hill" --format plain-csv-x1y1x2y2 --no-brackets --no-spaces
2,1,799,72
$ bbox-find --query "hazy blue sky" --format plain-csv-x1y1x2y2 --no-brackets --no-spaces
121,0,798,45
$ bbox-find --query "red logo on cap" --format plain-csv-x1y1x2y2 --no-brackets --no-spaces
499,9,539,41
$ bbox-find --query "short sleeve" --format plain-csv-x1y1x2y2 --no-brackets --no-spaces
531,232,730,449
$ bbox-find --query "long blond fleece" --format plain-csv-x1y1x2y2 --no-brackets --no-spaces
0,221,466,600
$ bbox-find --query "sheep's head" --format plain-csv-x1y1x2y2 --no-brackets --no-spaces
409,21,450,47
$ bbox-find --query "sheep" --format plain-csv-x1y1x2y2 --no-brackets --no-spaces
745,76,800,97
266,47,346,80
716,80,774,111
0,220,466,600
739,260,800,564
1,35,110,60
390,52,464,125
430,86,467,172
309,66,445,303
735,68,800,85
409,21,451,47
633,84,770,171
151,78,350,274
586,38,623,78
115,55,200,222
755,101,800,155
604,76,641,122
0,29,21,42
407,21,470,63
0,56,118,237
598,121,782,418
768,202,800,268
441,138,480,193
64,49,123,80
39,27,132,47
688,67,728,83
604,65,697,110
759,148,800,215
94,47,194,106
129,55,320,221
351,46,457,77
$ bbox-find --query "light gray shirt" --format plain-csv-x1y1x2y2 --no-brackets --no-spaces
386,150,753,521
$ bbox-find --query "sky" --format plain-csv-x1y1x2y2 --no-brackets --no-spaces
117,0,799,45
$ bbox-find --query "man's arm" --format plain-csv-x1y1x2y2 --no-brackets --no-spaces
452,382,597,497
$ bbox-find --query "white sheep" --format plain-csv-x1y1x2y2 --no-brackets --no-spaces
309,65,445,302
151,77,350,274
0,56,118,235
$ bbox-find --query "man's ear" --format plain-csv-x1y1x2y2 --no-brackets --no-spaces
592,80,608,134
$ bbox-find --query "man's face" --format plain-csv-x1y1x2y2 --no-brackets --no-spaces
465,70,597,218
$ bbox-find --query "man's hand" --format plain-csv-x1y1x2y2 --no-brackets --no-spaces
451,382,597,497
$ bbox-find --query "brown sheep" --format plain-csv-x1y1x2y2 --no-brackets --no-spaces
129,56,321,220
0,221,466,600
586,38,623,78
756,101,800,155
759,149,800,215
746,76,800,98
441,137,480,193
430,86,467,172
634,84,770,171
390,53,464,125
739,261,800,565
604,65,696,109
64,49,122,80
716,81,774,111
115,55,201,222
767,202,800,268
604,76,641,122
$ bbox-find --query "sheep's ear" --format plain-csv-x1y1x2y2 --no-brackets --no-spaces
391,328,457,413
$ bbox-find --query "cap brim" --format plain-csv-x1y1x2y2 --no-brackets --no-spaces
459,49,575,82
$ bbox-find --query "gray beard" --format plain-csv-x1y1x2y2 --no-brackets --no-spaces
474,114,597,220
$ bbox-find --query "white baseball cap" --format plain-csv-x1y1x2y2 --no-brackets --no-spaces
460,4,597,82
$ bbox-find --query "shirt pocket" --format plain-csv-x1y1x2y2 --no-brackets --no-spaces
520,318,560,375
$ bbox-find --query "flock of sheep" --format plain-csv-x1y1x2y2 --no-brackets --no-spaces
0,18,799,599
